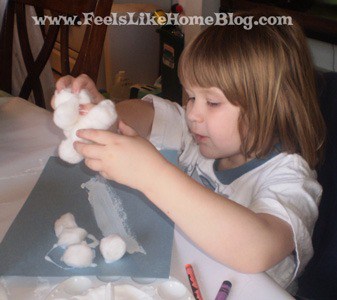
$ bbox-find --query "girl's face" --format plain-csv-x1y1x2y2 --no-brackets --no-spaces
185,86,247,169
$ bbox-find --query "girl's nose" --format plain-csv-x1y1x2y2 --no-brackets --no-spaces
186,100,204,123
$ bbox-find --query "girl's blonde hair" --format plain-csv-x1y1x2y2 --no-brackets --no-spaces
178,10,326,169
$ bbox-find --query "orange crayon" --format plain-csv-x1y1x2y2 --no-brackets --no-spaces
185,264,203,300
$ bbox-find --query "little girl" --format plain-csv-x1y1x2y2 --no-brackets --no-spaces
53,10,325,290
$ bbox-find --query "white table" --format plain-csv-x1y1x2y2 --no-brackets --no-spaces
0,97,294,299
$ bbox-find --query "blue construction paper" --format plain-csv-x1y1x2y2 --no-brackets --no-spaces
0,150,177,278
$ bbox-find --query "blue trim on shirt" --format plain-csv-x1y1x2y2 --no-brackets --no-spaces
213,146,281,185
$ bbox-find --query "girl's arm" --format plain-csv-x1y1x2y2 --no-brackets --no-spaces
74,126,294,274
115,99,154,138
144,160,294,273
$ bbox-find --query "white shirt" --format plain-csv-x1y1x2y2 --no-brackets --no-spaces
142,95,321,288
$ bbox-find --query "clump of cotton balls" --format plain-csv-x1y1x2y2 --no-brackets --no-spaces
52,213,126,269
54,213,88,248
53,89,118,164
100,234,126,263
54,213,95,268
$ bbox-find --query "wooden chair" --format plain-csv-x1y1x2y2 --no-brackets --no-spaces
0,0,114,108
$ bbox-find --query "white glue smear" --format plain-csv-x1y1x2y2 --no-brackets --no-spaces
81,176,146,255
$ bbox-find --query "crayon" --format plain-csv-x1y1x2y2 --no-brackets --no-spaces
215,280,232,300
185,264,203,300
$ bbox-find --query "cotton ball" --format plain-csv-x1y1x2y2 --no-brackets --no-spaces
61,243,95,268
78,90,92,105
53,97,79,130
53,89,80,130
54,88,75,107
53,88,118,164
59,99,117,164
54,213,77,237
53,89,91,131
58,138,83,164
57,227,88,248
70,100,118,141
78,100,117,129
99,234,126,263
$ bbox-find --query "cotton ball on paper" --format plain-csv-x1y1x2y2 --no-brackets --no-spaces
61,243,95,268
99,234,126,263
57,227,88,248
54,213,78,237
53,89,118,164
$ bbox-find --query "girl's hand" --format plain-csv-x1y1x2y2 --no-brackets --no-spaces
73,121,169,191
51,74,105,109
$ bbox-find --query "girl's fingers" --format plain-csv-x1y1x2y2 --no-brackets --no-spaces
76,129,117,145
74,142,104,159
51,94,56,110
55,75,74,91
72,74,92,93
84,158,103,172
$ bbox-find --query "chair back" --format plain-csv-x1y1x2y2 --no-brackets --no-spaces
0,0,113,108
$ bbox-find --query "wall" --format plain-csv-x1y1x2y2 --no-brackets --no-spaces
105,0,220,102
202,0,220,22
177,0,219,104
179,0,220,45
103,3,162,99
308,38,337,72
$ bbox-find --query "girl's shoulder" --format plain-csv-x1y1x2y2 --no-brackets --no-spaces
228,152,319,193
223,152,315,187
258,152,316,178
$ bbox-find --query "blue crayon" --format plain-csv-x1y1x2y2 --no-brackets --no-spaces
215,280,232,300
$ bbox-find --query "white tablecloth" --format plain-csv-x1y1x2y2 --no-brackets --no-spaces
0,97,294,299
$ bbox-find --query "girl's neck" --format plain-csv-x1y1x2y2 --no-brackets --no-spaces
217,154,254,171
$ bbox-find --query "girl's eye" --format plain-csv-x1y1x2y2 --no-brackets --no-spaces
207,101,220,107
188,97,195,102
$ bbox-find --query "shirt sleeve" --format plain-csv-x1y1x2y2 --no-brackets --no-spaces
249,154,321,286
141,95,186,150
